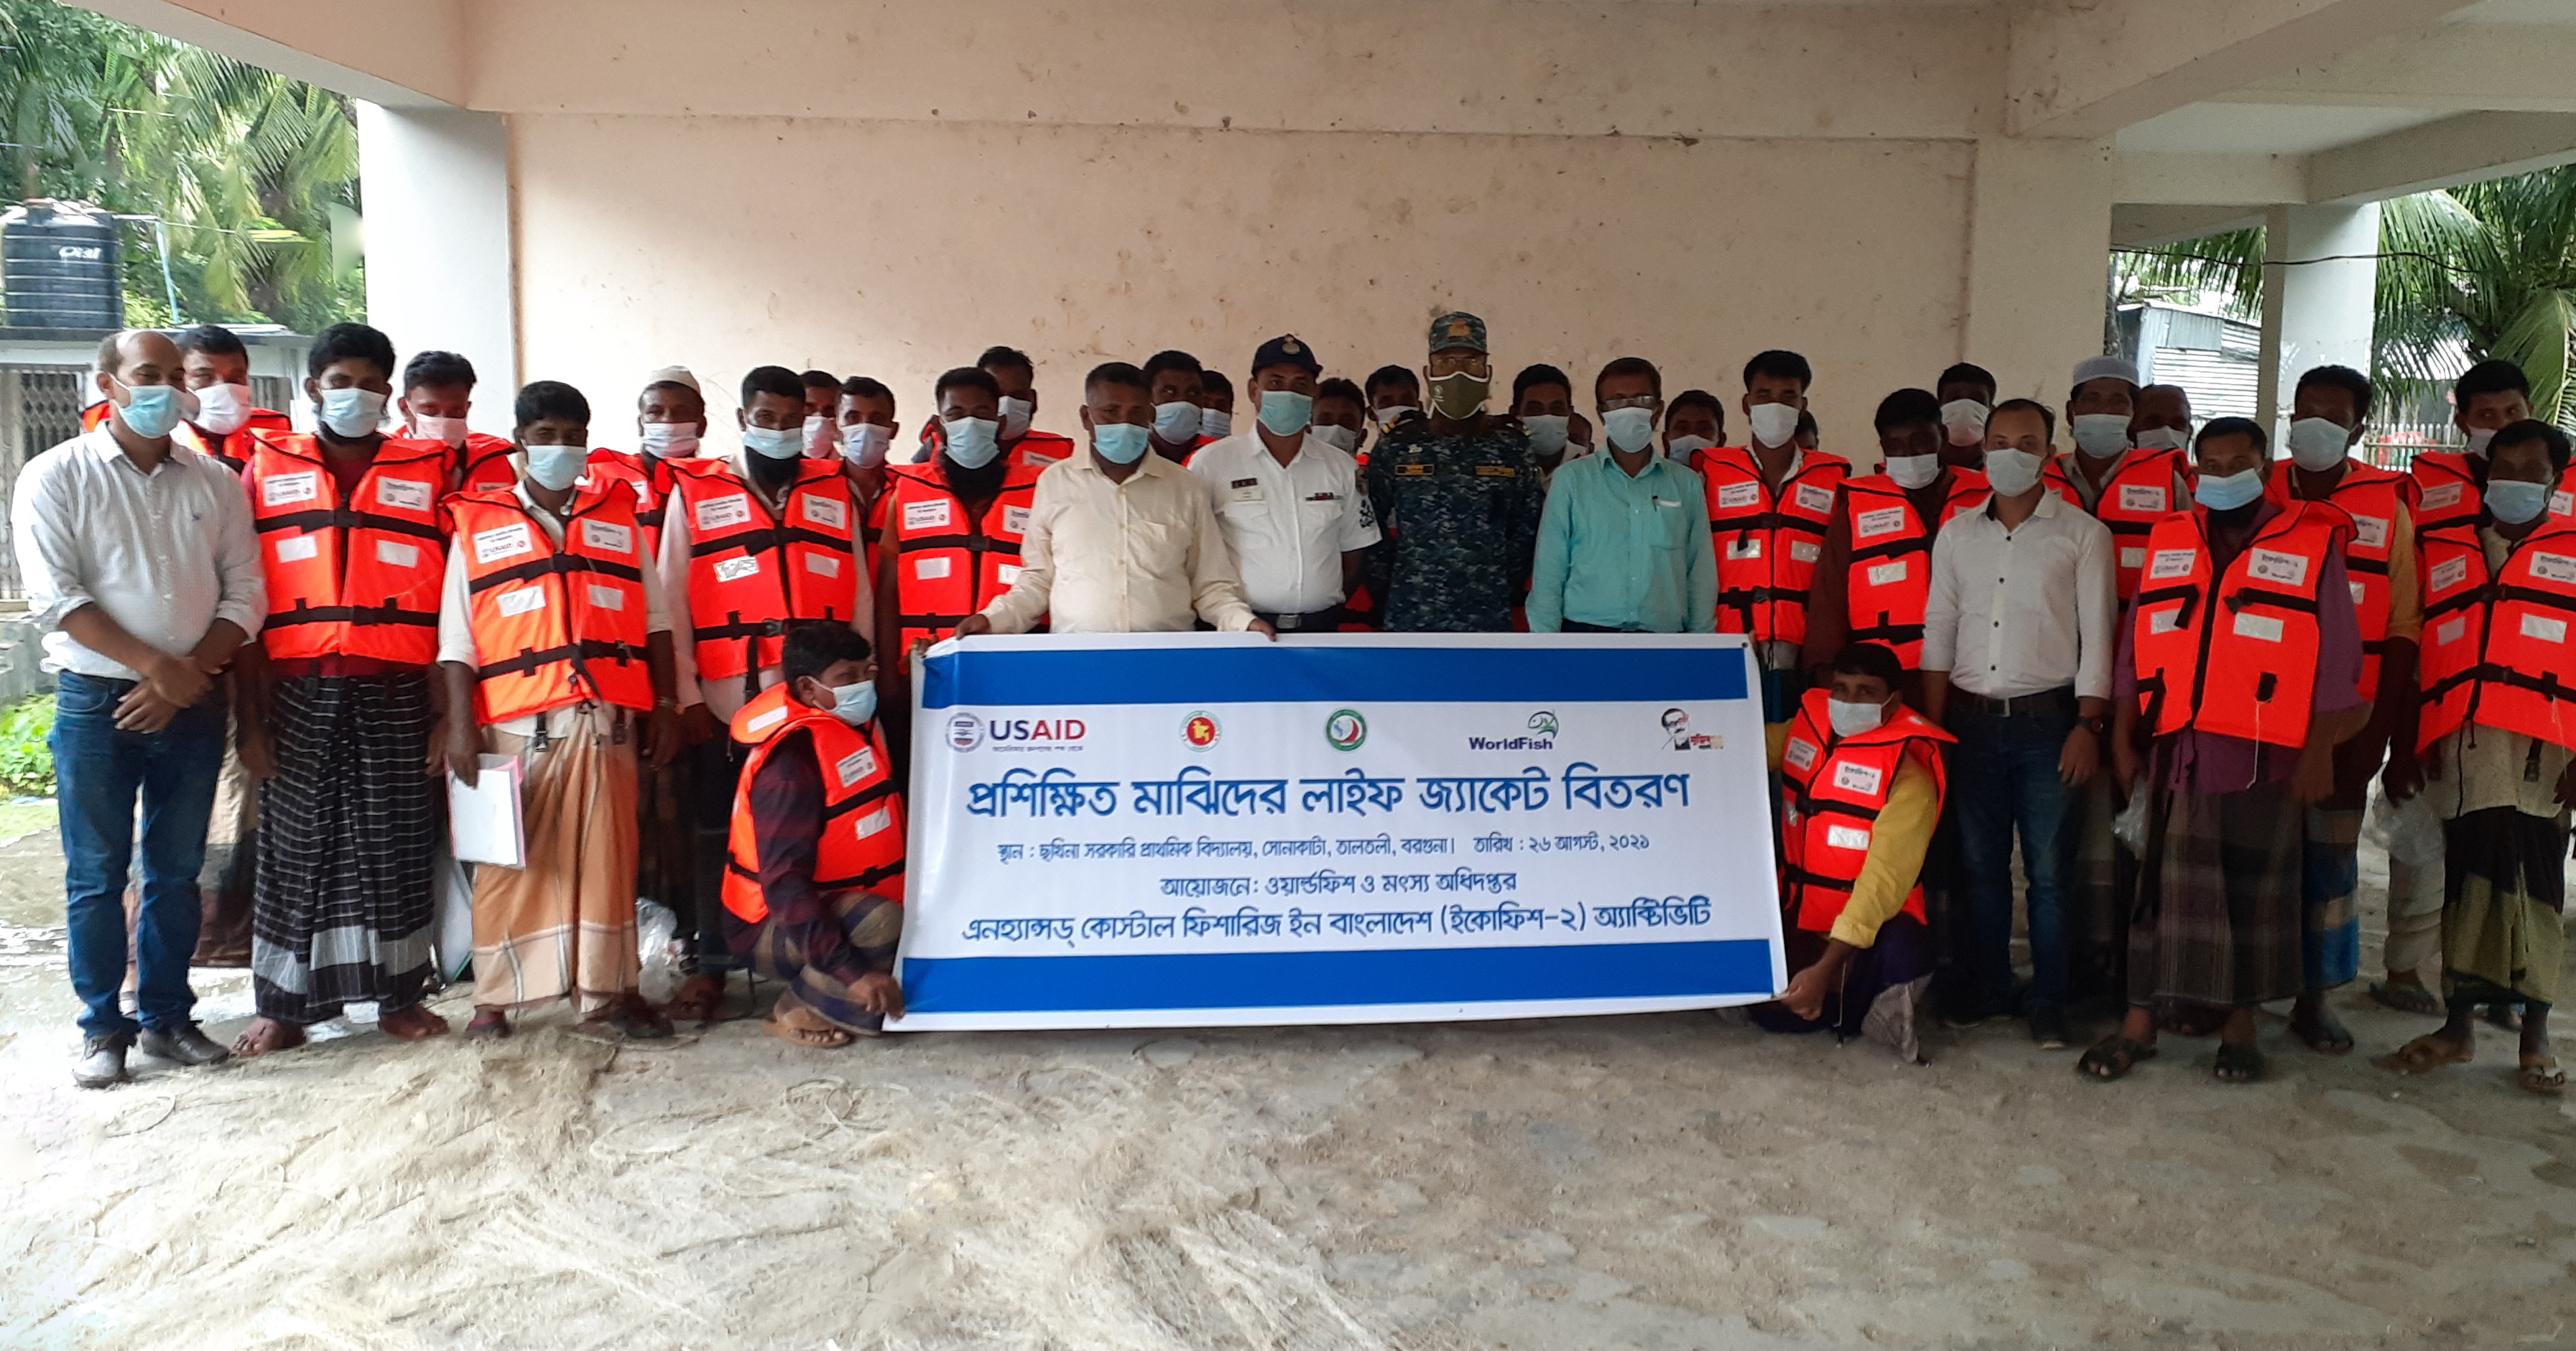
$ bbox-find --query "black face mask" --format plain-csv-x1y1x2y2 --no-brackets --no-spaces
747,449,802,493
942,450,1007,501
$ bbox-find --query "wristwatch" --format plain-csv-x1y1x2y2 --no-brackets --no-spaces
2080,715,2108,738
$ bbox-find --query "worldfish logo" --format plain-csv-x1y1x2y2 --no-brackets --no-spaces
1470,709,1557,751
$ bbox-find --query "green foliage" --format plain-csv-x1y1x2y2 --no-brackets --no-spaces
0,694,55,798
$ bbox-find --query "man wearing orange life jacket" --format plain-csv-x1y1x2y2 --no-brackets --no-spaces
1753,642,1950,1059
1932,362,1996,468
2087,417,2370,1085
830,376,901,567
2040,360,2192,603
224,322,454,1060
75,324,293,475
2266,365,2426,1057
392,350,518,496
1804,389,1989,707
432,380,682,1041
1200,368,1238,442
2381,420,2575,1096
1692,349,1849,725
723,623,907,1047
978,345,1078,470
799,368,840,460
584,365,708,565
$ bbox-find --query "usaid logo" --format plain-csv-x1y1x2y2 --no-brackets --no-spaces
948,712,1087,752
945,712,983,751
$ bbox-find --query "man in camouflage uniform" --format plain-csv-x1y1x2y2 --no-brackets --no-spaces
1363,312,1546,631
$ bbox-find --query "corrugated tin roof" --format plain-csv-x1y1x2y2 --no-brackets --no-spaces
2150,346,2260,421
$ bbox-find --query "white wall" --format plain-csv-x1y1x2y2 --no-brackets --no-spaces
357,103,518,434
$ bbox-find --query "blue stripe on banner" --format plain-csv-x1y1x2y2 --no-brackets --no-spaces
921,644,1748,709
902,939,1774,1013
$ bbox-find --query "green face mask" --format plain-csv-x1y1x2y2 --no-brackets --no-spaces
1429,371,1488,420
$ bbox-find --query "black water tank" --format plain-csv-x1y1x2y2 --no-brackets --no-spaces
1,200,121,330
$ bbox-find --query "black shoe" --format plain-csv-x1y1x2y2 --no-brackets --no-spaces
137,1023,232,1067
73,1036,130,1089
2029,1006,2070,1050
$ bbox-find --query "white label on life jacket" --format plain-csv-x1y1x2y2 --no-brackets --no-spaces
1003,505,1032,535
805,552,841,577
696,493,754,532
472,522,534,565
262,470,319,508
914,555,953,580
580,519,634,555
1717,482,1761,511
800,493,847,530
2420,482,2462,511
713,555,761,584
2350,514,2387,551
997,564,1024,585
1726,537,1762,561
2350,580,2366,606
744,705,788,735
904,499,953,532
1866,560,1907,588
586,583,624,610
2436,616,2466,646
1832,760,1884,797
1790,540,1820,564
496,585,546,618
836,745,879,787
856,804,894,837
1783,736,1818,771
2429,556,2469,593
2148,548,2196,581
2149,605,2184,636
2231,611,2284,643
2120,546,2146,572
375,539,420,569
2248,549,2309,588
2521,613,2568,644
1794,483,1834,516
2555,490,2573,519
1825,823,1871,852
1854,506,1905,540
274,534,319,563
2529,552,2576,585
2118,483,2167,514
374,477,432,513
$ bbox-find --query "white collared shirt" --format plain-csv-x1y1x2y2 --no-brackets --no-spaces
1188,431,1381,614
12,428,266,679
1921,488,2117,700
980,452,1256,635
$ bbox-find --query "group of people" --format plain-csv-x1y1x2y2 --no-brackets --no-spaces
21,308,2570,1094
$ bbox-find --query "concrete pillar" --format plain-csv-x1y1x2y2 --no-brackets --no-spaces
356,103,516,434
1962,136,2119,409
2256,203,2379,447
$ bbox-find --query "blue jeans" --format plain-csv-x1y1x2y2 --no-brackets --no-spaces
52,672,226,1039
1950,697,2077,1017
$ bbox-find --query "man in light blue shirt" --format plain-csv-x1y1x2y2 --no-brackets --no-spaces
1526,357,1718,633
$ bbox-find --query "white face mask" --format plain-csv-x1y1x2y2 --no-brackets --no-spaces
840,422,892,467
412,413,469,447
319,387,389,440
999,396,1035,441
193,382,254,435
1602,407,1657,455
1375,405,1418,428
802,414,834,457
2286,417,2353,472
1312,424,1360,453
2133,425,2190,452
2465,427,2496,457
1664,434,1716,460
1827,697,1888,738
1748,401,1800,449
2070,413,2131,459
1884,453,1942,490
1200,407,1233,439
1984,447,2045,497
640,422,700,458
518,444,590,492
1938,399,1987,448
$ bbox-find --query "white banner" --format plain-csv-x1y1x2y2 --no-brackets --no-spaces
888,632,1784,1031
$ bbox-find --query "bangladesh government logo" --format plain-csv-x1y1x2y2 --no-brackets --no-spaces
945,712,983,751
1325,708,1368,752
1182,712,1220,751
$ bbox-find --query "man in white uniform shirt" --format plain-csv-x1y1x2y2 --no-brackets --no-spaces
1189,335,1381,631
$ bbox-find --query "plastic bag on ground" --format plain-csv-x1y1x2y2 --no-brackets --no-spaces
2368,784,2443,868
636,898,682,1004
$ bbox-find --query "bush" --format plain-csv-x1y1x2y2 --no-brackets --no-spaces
0,695,56,798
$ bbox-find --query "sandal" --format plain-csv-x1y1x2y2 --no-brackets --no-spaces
464,1008,511,1039
2367,979,2442,1017
667,974,726,1025
2377,1032,2473,1075
585,995,673,1041
2289,1000,2354,1056
2077,1034,2157,1081
766,991,855,1050
2213,1042,2265,1083
2516,1057,2566,1097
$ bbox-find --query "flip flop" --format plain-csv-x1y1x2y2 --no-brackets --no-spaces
667,975,726,1025
2377,1033,2473,1075
463,1008,511,1040
2213,1042,2265,1083
2291,1001,2355,1056
2517,1058,2566,1097
2368,980,2443,1016
2077,1034,2157,1082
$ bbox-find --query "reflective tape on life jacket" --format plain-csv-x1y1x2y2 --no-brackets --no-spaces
244,430,451,664
2130,501,2348,748
448,485,655,723
1777,687,1952,934
669,459,861,683
722,682,906,923
2043,447,2190,600
1838,467,1988,668
1693,445,1849,647
876,457,1044,656
2415,518,2576,754
2267,460,2413,700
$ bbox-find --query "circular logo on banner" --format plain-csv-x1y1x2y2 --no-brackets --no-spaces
945,712,983,751
1325,708,1368,752
1182,712,1221,751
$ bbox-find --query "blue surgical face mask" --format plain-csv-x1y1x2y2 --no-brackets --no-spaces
2195,466,2264,511
522,443,588,491
1200,407,1232,439
1154,400,1203,443
2071,413,2131,459
942,416,1001,470
114,381,184,440
318,386,387,439
2488,477,2552,526
1603,406,1657,455
742,424,803,460
1257,390,1313,438
1523,414,1570,458
830,678,879,727
1093,422,1150,464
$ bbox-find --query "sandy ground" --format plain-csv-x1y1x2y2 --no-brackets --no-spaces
4,825,2575,1351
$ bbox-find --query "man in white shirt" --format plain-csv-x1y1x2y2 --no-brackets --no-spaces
1921,398,2117,1050
955,363,1273,640
13,329,265,1087
1188,335,1381,631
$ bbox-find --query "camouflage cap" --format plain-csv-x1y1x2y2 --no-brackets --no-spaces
1427,312,1487,355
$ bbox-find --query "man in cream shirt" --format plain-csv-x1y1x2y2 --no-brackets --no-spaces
1187,335,1381,630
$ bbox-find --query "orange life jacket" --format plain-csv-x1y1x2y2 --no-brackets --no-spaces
2130,501,2349,748
2043,447,2190,600
448,484,655,724
1693,445,1849,647
2410,450,2576,535
1006,430,1075,470
2266,460,2414,700
243,430,451,665
721,682,906,923
1777,687,1952,934
84,402,290,470
667,458,862,684
2415,518,2576,754
451,431,519,495
1838,466,1987,668
875,456,1045,658
584,448,672,559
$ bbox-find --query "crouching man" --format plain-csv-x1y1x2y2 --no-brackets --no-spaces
724,623,907,1046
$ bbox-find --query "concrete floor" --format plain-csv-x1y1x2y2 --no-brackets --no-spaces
3,825,2574,1350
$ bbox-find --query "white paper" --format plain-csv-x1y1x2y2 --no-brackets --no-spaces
449,753,527,868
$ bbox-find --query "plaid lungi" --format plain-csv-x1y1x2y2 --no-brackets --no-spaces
2128,771,2304,1008
744,889,904,1034
2440,806,2568,1008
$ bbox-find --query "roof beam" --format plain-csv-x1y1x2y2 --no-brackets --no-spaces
65,0,463,108
2229,22,2576,114
2115,152,2307,206
2006,0,2481,139
2111,204,2267,249
2309,111,2576,203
